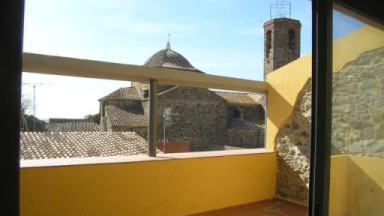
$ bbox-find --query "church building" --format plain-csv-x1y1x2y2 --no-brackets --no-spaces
98,42,265,151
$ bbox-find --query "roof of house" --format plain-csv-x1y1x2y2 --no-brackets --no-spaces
215,91,259,105
105,106,147,127
20,131,159,160
143,42,201,72
100,87,142,101
45,122,100,132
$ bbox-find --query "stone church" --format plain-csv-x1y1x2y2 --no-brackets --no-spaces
98,42,265,151
98,13,301,152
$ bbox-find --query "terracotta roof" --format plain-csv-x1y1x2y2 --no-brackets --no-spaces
20,131,160,160
144,42,201,72
215,91,259,105
46,122,100,132
105,106,147,127
100,87,141,101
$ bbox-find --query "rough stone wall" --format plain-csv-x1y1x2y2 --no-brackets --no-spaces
275,78,311,204
227,129,264,148
227,105,265,125
156,86,227,151
274,46,384,204
264,18,301,76
141,86,266,151
332,46,384,159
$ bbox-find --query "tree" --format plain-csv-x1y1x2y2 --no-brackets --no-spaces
20,95,46,132
84,113,100,125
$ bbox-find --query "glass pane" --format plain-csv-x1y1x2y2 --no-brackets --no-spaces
20,72,266,160
329,5,384,215
154,84,265,152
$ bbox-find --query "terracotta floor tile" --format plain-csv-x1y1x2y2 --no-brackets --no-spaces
193,199,307,216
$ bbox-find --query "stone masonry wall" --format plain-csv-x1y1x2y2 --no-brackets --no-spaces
274,46,384,204
158,99,227,151
157,87,227,151
275,79,311,204
227,129,264,148
264,18,301,75
332,46,384,158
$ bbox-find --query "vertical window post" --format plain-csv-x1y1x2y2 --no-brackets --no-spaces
0,0,24,214
309,0,333,215
148,79,158,157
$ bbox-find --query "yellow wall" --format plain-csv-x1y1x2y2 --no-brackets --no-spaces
265,54,312,150
329,156,349,216
21,152,276,216
329,24,384,216
265,25,384,151
266,24,384,215
333,25,384,72
329,156,384,216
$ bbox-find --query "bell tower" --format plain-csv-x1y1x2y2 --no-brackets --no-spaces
264,0,301,77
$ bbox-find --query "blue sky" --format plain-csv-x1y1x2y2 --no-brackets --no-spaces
22,0,313,120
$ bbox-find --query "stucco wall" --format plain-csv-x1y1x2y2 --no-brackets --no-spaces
329,156,384,216
20,152,276,216
266,54,311,151
266,24,384,205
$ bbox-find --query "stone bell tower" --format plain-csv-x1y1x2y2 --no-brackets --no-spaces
264,0,301,78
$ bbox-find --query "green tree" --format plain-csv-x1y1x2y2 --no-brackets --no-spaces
84,113,100,125
20,96,46,132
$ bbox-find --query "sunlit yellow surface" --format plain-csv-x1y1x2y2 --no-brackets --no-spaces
265,54,311,151
20,152,276,216
329,156,384,216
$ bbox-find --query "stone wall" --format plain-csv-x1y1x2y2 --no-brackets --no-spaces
274,46,384,204
264,18,301,75
332,46,384,158
142,86,266,151
227,105,265,125
227,129,264,148
275,78,311,204
155,87,227,151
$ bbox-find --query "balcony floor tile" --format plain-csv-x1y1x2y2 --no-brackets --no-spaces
191,198,307,216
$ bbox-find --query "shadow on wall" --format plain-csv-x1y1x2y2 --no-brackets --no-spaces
276,156,309,203
347,157,384,216
274,78,312,204
267,85,294,129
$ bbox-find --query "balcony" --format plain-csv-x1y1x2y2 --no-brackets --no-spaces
19,23,384,216
19,51,303,215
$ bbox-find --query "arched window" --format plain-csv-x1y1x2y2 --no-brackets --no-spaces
266,30,272,57
289,29,295,50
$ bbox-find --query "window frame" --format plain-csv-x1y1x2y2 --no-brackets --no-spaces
309,0,384,216
3,0,384,215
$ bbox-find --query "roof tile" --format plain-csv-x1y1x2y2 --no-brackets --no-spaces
105,106,148,127
20,131,160,160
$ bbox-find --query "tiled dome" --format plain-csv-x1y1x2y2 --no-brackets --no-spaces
144,42,200,72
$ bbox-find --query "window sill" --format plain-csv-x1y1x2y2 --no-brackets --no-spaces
20,148,274,168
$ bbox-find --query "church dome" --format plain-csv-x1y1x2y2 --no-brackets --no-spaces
143,42,201,72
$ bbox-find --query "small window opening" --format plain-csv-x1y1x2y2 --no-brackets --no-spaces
266,30,272,57
288,29,295,50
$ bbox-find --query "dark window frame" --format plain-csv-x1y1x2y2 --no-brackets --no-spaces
309,0,384,216
2,0,384,215
0,0,24,214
